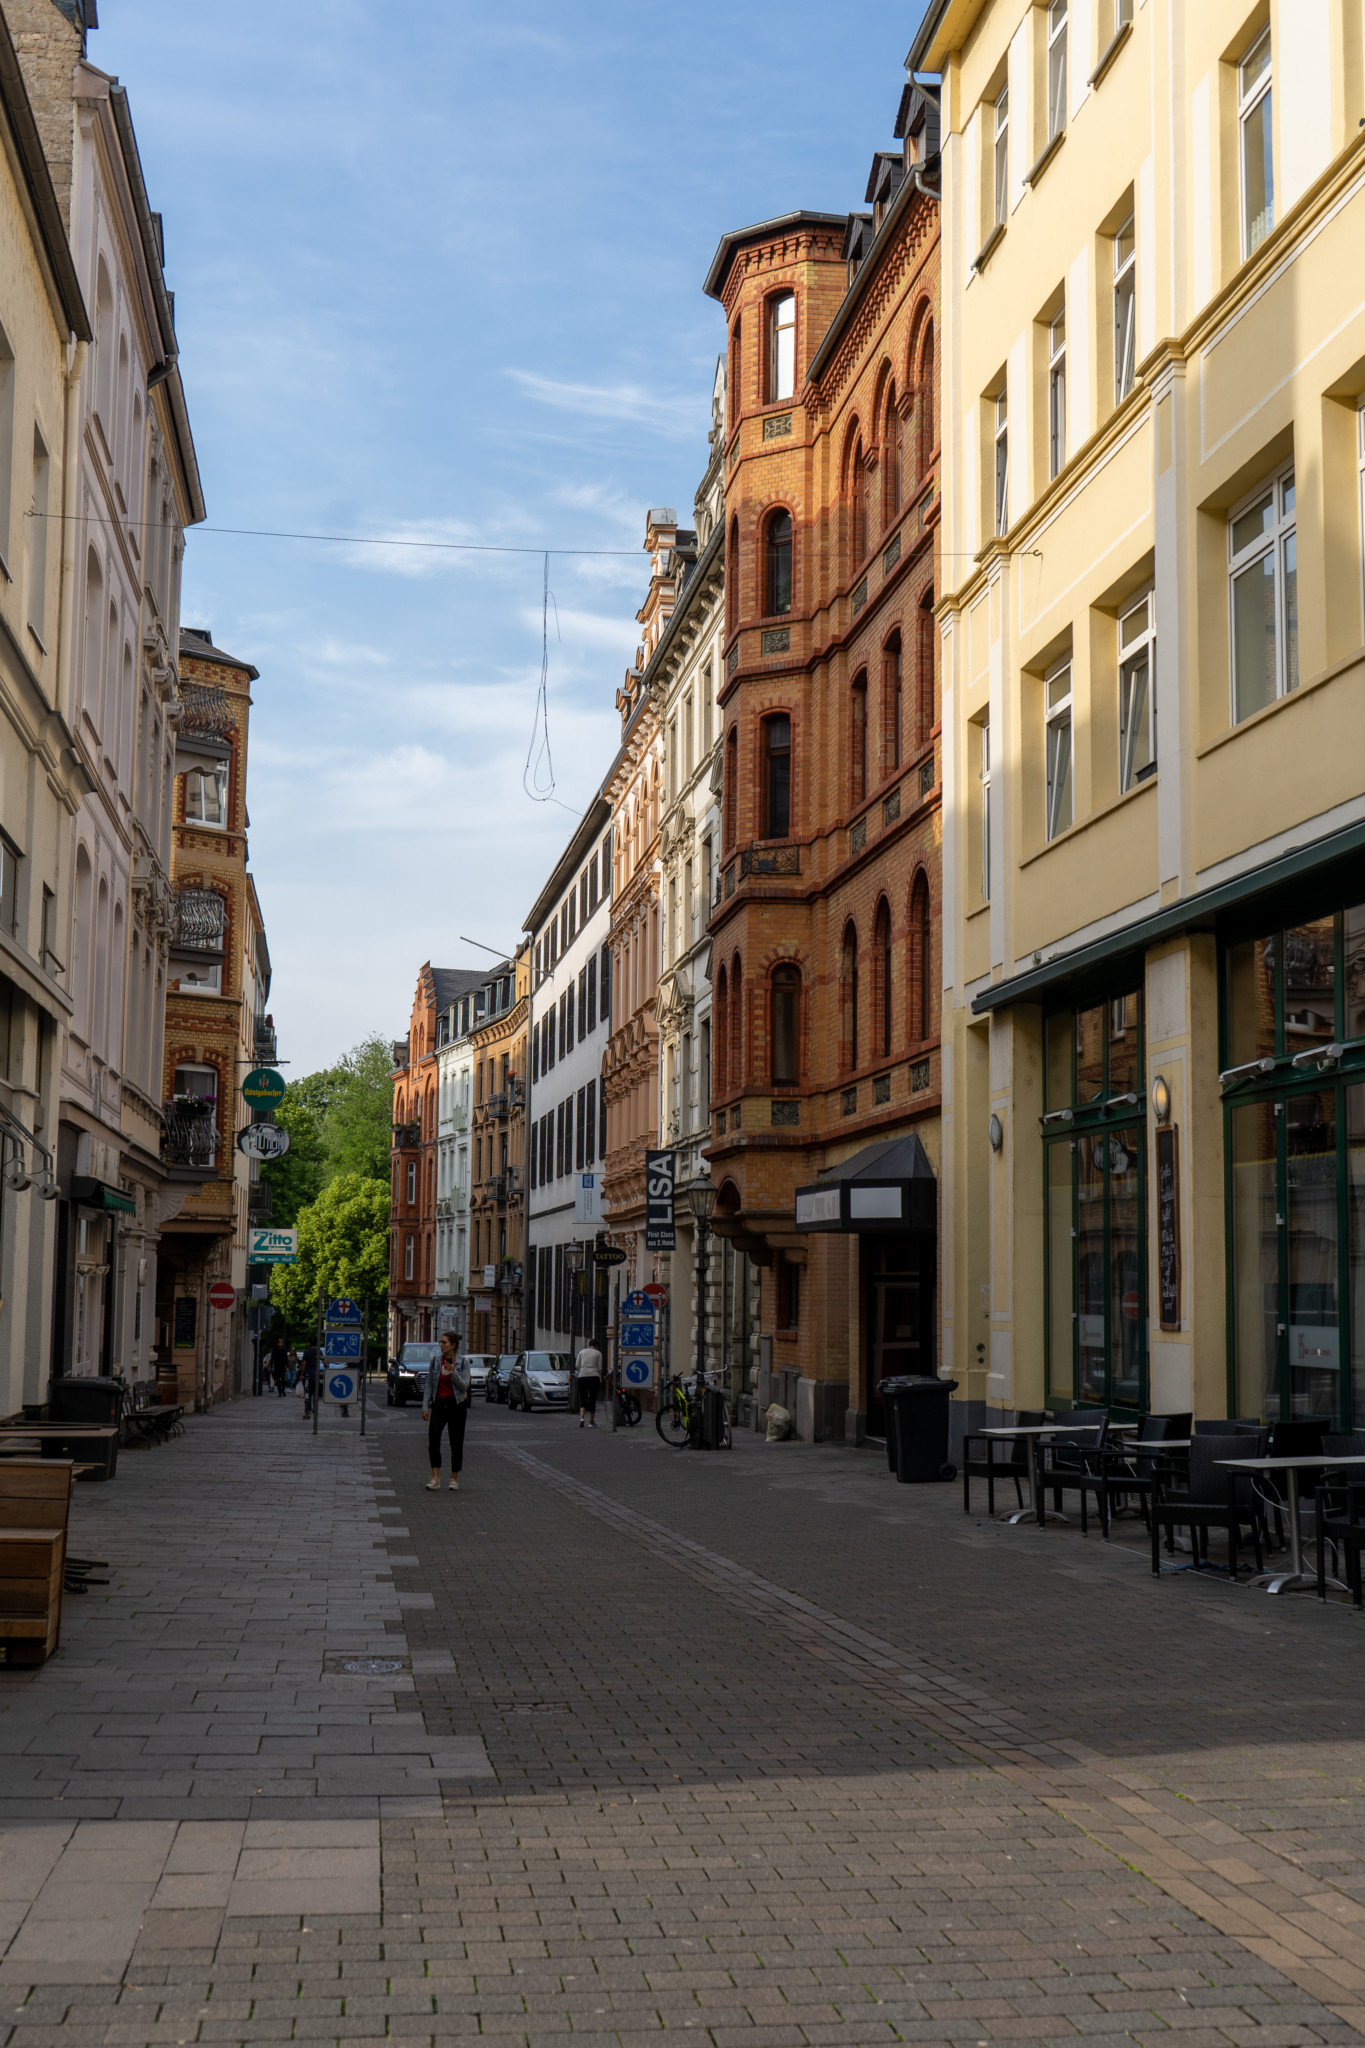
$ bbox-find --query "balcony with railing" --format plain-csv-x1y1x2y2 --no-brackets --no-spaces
506,1165,524,1202
170,886,227,958
175,682,234,765
508,1077,526,1110
484,1091,508,1120
162,1097,218,1179
480,1173,507,1204
392,1121,421,1150
253,1014,278,1064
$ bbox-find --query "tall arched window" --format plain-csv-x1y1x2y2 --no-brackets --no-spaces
761,712,791,839
724,726,738,849
768,291,796,401
883,634,902,773
729,954,744,1089
841,924,859,1072
874,898,893,1059
727,516,740,633
729,317,742,422
851,440,868,564
884,384,902,520
82,550,103,727
910,870,932,1041
918,590,936,742
766,509,792,616
771,965,800,1084
715,964,729,1095
850,674,868,804
93,258,114,430
917,321,936,477
72,845,92,1041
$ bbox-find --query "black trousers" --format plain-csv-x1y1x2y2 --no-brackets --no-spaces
428,1397,468,1472
578,1376,599,1416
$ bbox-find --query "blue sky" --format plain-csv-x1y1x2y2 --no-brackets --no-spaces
94,0,928,1074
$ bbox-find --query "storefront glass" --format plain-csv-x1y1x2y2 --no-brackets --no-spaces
1224,897,1365,1425
1043,988,1146,1410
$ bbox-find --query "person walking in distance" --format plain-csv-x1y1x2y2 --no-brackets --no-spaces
574,1335,603,1428
269,1338,289,1398
422,1332,471,1491
301,1340,319,1419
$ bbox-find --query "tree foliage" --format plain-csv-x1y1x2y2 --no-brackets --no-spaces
261,1034,393,1345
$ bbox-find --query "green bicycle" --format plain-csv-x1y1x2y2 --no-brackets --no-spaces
654,1373,732,1449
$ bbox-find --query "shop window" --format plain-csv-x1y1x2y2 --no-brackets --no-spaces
1118,589,1156,790
766,510,792,616
1230,466,1296,722
771,966,800,1084
1044,660,1073,839
768,291,795,402
1238,27,1274,257
761,713,791,839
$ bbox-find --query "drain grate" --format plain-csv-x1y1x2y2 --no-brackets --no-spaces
341,1657,404,1675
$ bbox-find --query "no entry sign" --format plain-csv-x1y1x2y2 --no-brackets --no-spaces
207,1281,236,1311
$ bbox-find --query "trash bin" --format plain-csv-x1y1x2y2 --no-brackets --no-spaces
49,1377,121,1426
699,1387,728,1448
876,1376,915,1473
877,1375,959,1482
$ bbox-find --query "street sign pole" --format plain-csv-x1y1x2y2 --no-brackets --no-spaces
313,1289,323,1437
360,1293,369,1437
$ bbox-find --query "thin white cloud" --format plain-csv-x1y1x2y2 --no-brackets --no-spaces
505,369,700,436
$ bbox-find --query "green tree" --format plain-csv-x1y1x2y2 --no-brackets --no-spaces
323,1035,394,1183
268,1173,390,1346
260,1076,328,1227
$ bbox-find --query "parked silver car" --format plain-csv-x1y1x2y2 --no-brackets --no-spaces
464,1353,496,1393
507,1351,572,1411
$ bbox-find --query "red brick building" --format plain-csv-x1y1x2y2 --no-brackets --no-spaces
703,84,942,1443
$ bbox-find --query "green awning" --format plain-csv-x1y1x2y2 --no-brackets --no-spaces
71,1177,137,1216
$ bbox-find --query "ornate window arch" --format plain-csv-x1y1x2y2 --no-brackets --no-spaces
840,922,859,1072
873,898,893,1060
909,869,933,1041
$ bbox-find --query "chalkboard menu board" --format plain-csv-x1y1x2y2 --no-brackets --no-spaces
1156,1126,1180,1330
174,1296,198,1349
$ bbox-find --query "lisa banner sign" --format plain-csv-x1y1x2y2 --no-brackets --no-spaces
645,1149,676,1251
248,1226,298,1264
241,1067,287,1112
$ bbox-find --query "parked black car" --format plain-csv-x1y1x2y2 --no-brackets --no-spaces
387,1341,439,1407
484,1354,518,1404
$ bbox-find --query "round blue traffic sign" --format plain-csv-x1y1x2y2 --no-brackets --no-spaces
327,1371,356,1403
623,1356,652,1386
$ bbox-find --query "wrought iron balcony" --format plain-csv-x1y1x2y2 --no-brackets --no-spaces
392,1121,421,1149
481,1173,507,1203
170,886,227,956
176,682,234,762
739,845,801,880
508,1077,526,1109
162,1097,218,1177
506,1165,524,1201
253,1015,277,1064
485,1091,508,1119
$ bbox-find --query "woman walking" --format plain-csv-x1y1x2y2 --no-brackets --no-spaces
269,1338,289,1398
422,1332,471,1490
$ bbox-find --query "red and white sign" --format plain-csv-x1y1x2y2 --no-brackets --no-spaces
207,1281,237,1312
1121,1290,1139,1321
643,1282,668,1306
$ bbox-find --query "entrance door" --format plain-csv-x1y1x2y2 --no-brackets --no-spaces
1231,1087,1342,1422
866,1236,933,1435
1073,1125,1145,1410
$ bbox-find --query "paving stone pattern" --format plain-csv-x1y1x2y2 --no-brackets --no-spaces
0,1394,1361,2045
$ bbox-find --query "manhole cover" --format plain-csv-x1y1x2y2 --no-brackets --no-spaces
342,1658,404,1675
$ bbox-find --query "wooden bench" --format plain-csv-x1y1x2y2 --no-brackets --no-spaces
122,1403,185,1448
0,1461,72,1666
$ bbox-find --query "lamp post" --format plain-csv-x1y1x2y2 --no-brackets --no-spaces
689,1180,718,1398
563,1239,584,1407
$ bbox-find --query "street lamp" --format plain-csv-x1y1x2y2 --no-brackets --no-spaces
689,1180,718,1392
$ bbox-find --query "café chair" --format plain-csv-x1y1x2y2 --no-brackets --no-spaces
1150,1431,1269,1578
1038,1411,1112,1537
1313,1435,1365,1603
1101,1413,1191,1529
961,1410,1046,1516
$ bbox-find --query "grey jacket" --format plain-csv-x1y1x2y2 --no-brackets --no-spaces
423,1353,471,1407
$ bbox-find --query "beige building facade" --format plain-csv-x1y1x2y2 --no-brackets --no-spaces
916,0,1365,1434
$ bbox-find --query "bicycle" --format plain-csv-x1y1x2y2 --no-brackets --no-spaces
655,1373,732,1449
614,1384,642,1428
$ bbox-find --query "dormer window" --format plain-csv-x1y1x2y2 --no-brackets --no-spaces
768,292,795,402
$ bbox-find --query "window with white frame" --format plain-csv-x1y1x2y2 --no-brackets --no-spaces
979,719,992,901
1044,661,1074,840
1358,403,1365,628
1238,28,1273,257
406,1160,416,1204
404,1235,414,1282
993,387,1009,535
185,767,226,828
1118,590,1156,791
1047,307,1066,479
1229,466,1296,722
769,291,796,402
1113,212,1136,401
1047,0,1068,142
177,961,221,996
993,87,1009,226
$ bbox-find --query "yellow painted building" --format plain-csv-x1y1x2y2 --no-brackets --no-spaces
913,0,1365,1433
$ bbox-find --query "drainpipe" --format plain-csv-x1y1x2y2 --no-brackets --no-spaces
55,338,88,733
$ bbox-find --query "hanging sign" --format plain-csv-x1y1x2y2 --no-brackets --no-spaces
237,1122,291,1160
241,1067,287,1111
1156,1126,1180,1330
645,1149,676,1251
594,1244,627,1268
248,1226,298,1264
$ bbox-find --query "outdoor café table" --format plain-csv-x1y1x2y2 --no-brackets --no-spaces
1216,1453,1365,1594
979,1423,1105,1528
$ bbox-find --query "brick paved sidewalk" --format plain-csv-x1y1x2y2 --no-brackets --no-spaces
1,1390,1363,2046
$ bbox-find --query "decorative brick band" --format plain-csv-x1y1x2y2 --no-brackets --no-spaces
762,412,793,440
761,627,791,655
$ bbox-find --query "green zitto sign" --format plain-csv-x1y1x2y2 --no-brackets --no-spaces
248,1227,298,1265
242,1067,286,1110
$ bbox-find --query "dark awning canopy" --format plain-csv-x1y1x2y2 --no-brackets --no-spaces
794,1134,936,1234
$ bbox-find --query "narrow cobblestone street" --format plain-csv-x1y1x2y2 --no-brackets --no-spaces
3,1395,1365,2046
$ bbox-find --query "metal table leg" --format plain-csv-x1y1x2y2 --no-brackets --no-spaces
1252,1468,1346,1594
